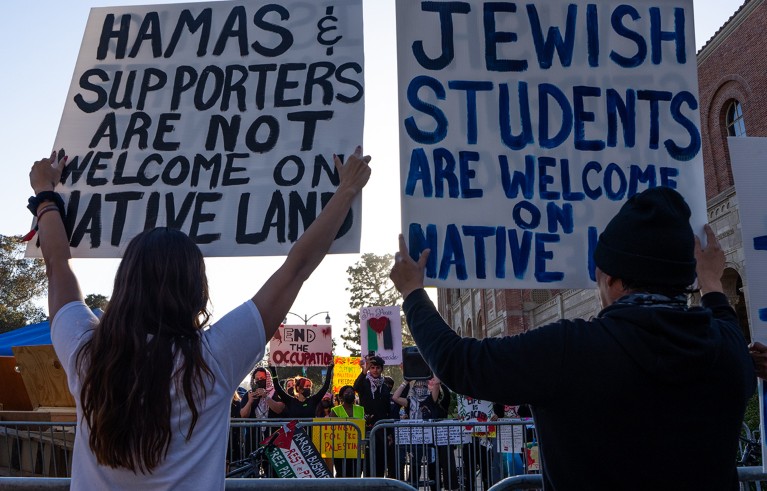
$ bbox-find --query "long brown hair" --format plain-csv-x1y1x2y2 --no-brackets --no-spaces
77,228,214,473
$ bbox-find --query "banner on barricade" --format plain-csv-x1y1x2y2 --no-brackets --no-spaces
33,0,365,258
395,420,433,445
435,424,472,446
497,419,525,453
360,306,403,364
263,421,332,478
396,0,706,288
311,418,365,458
332,356,361,393
270,324,332,366
394,420,469,446
457,395,496,437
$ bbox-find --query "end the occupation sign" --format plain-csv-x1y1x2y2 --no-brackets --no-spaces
37,0,364,258
397,0,706,288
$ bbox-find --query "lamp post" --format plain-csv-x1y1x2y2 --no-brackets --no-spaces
283,311,331,325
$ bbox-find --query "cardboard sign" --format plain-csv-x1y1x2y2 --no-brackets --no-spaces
396,0,706,288
269,324,332,367
264,421,332,478
33,0,364,258
457,395,496,437
360,306,403,364
332,356,361,394
311,418,365,459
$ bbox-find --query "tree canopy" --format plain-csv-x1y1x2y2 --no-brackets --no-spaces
85,293,109,311
340,253,413,355
0,235,47,333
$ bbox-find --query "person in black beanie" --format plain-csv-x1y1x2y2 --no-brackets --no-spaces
390,187,756,491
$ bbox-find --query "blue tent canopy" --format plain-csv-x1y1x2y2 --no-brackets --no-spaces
0,320,53,356
0,309,102,357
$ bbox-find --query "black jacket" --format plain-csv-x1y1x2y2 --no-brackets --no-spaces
354,371,391,428
404,289,755,491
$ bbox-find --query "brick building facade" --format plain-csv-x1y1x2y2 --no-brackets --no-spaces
438,0,764,343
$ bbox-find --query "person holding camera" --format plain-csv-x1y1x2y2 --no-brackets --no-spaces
239,367,285,419
237,367,285,476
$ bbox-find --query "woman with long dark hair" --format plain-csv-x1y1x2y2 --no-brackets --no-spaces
28,147,371,489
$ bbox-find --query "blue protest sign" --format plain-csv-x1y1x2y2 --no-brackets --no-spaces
397,0,706,287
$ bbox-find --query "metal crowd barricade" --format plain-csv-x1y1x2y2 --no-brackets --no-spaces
485,467,767,490
1,418,364,479
0,477,418,490
0,422,76,478
369,419,539,490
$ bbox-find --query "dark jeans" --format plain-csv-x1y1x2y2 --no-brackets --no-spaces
365,429,387,477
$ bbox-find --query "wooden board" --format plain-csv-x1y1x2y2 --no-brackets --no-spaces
11,345,75,408
0,356,34,411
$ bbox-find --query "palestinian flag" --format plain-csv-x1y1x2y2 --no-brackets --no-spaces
262,421,332,478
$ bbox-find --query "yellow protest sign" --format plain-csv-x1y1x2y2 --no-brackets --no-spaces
311,418,365,459
332,356,361,394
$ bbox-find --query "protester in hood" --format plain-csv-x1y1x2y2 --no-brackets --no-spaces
31,147,370,490
390,187,756,490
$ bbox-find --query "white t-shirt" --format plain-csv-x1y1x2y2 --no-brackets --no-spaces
51,300,265,490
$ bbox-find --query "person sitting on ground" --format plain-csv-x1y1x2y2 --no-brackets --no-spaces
32,147,370,490
390,187,756,490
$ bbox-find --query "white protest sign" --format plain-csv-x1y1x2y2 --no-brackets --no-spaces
435,424,472,446
394,420,434,445
497,420,525,453
727,136,767,471
397,0,706,288
360,306,403,364
270,324,333,367
34,0,364,258
728,137,767,343
457,395,495,436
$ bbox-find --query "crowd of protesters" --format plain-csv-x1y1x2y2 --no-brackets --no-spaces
228,356,532,489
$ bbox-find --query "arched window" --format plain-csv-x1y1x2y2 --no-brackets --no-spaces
726,101,747,137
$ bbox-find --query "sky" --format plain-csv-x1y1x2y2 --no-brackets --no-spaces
0,0,745,355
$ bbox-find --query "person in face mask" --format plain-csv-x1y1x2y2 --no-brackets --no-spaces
270,364,334,419
316,393,334,417
330,386,365,477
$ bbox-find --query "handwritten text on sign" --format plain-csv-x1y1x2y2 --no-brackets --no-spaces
311,419,365,459
41,0,364,258
333,356,361,394
270,324,333,367
359,305,403,364
397,0,706,288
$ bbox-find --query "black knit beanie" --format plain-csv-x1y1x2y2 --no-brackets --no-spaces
593,187,696,287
